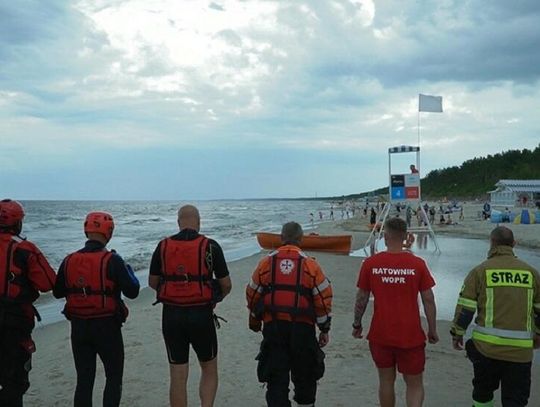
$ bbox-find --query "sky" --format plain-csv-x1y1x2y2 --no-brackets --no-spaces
1,0,539,200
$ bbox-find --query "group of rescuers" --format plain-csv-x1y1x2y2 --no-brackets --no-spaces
0,198,539,407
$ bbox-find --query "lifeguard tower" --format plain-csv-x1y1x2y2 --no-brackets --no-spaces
364,145,440,254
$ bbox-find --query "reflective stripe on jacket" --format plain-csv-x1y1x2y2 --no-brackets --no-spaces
246,245,332,329
452,245,540,363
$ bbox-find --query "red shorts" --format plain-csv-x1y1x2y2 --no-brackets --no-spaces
369,341,425,375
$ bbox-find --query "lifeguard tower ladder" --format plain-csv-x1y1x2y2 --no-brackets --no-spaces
363,145,441,255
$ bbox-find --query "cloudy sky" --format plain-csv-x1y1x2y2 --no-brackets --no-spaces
1,0,539,200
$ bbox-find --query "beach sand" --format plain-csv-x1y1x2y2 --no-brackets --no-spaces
26,211,540,406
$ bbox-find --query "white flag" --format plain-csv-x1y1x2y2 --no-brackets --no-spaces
419,94,443,112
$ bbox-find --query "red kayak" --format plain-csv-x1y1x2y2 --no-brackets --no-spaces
256,232,352,254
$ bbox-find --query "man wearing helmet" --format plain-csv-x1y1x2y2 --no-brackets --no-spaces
0,199,56,407
53,211,140,407
149,205,232,407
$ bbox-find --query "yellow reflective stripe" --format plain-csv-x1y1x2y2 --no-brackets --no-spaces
452,326,466,336
486,269,533,288
485,288,493,328
457,297,477,310
527,290,533,331
473,400,494,407
472,331,533,348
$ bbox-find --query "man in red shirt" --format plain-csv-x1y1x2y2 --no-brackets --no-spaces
352,217,438,407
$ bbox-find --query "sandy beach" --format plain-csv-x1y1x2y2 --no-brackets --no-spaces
26,207,540,406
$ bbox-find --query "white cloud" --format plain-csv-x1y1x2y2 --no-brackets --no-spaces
1,0,539,198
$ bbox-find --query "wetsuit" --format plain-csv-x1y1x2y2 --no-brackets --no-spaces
149,229,229,364
0,233,56,407
53,240,139,407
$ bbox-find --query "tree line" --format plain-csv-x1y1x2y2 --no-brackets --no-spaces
420,144,540,198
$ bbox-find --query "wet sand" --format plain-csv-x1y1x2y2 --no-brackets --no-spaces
26,213,540,406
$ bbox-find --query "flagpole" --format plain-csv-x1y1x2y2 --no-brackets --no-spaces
417,110,420,147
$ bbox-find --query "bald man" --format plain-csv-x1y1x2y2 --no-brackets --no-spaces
149,205,232,407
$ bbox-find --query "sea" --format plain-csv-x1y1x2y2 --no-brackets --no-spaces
17,200,540,342
21,199,327,271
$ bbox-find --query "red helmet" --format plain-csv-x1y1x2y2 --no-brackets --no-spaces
0,199,25,227
84,212,114,240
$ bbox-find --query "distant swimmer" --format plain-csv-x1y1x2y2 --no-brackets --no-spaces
451,226,540,407
0,199,56,406
54,212,140,407
149,205,232,407
352,217,438,407
246,221,333,407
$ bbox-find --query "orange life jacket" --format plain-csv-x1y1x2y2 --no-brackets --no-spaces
261,249,315,323
158,236,213,306
0,234,28,302
64,250,118,318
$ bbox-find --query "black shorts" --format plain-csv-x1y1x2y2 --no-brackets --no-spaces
162,305,217,364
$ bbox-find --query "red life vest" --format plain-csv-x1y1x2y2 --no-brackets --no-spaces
0,234,28,302
158,236,213,306
64,250,118,318
262,249,315,323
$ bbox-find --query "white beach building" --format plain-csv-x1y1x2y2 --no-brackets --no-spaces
488,179,540,207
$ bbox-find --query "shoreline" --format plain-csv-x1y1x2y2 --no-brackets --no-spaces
26,211,540,406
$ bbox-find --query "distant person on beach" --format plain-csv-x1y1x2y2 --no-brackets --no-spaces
330,206,335,220
482,202,491,220
246,221,333,407
0,199,56,406
406,206,412,228
149,205,232,407
428,206,436,224
370,207,377,225
53,212,139,407
352,217,438,407
451,226,540,407
318,211,323,220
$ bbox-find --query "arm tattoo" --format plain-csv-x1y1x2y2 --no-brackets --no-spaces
354,290,370,325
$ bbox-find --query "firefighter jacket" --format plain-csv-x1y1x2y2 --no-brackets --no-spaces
246,245,333,332
451,245,540,363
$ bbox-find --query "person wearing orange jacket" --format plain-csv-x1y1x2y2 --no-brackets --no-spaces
246,221,333,407
0,199,56,407
53,212,139,407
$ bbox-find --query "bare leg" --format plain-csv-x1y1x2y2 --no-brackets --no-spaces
403,373,424,407
169,363,188,407
377,367,396,407
199,358,218,407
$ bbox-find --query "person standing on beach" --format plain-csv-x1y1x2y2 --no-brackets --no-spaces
451,226,540,407
0,199,56,407
149,205,232,407
53,212,140,407
352,217,438,407
246,221,333,407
